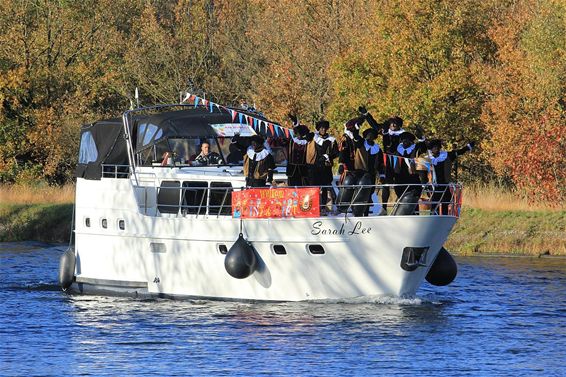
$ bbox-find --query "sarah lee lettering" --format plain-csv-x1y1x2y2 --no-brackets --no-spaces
310,221,371,236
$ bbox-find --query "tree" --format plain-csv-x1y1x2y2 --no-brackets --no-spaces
480,0,566,204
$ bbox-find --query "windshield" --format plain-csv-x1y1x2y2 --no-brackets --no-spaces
136,136,289,167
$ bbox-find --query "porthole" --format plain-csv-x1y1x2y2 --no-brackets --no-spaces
218,244,228,255
101,218,107,229
85,217,90,227
308,244,325,255
273,245,287,255
118,219,125,230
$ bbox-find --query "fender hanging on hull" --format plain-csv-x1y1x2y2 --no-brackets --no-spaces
426,247,457,286
224,233,258,279
59,247,76,290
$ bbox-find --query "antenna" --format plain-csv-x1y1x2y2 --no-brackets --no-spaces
135,87,139,108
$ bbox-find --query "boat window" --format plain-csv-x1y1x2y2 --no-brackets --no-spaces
101,218,108,229
182,181,208,215
85,217,90,227
118,219,125,230
218,244,228,255
209,182,233,216
157,181,181,214
308,244,325,255
138,122,164,147
273,245,287,255
78,131,98,163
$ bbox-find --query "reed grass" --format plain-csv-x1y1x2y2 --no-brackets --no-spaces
462,183,563,212
0,184,75,205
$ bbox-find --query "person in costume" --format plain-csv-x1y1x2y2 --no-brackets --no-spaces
358,107,406,212
237,134,275,187
338,115,365,180
394,131,427,203
285,114,312,186
359,126,385,215
427,139,474,214
312,120,339,212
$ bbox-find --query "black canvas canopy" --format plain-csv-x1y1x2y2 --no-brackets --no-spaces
75,119,129,180
75,106,283,180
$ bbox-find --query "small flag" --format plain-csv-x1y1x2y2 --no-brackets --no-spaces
238,113,244,124
231,109,237,122
269,123,274,136
209,101,214,113
193,96,199,108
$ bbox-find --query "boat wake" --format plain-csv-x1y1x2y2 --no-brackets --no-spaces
311,294,426,306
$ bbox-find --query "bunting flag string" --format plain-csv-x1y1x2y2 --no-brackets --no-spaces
181,92,292,138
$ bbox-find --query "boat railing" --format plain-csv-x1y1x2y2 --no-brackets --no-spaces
102,164,130,179
131,182,462,219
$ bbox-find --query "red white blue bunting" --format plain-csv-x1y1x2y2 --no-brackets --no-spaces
181,92,293,139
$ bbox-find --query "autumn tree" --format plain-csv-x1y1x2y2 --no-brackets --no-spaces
480,0,566,204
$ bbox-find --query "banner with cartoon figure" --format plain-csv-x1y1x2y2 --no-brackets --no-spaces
232,187,320,218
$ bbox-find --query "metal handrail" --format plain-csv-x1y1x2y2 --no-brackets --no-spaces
133,182,462,218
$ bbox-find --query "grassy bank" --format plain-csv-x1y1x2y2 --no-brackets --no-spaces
447,208,565,256
0,203,73,243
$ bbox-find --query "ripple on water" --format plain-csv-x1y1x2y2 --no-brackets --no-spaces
0,244,565,376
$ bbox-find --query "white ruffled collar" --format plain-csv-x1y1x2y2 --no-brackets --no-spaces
246,147,270,161
388,128,405,136
344,130,354,139
364,140,380,154
292,136,308,145
431,150,448,165
314,132,336,146
397,143,416,155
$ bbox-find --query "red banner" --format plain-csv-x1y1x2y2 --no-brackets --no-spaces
232,187,320,218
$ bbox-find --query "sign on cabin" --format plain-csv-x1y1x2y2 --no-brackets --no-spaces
232,188,320,219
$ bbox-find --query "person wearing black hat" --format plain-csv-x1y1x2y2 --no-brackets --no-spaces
358,107,405,213
393,130,427,207
427,139,474,214
286,114,311,186
311,120,339,212
242,134,275,187
358,126,385,215
338,115,365,180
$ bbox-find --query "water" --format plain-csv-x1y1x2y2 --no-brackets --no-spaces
1,242,565,376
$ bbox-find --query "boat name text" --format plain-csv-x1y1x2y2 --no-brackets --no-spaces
311,221,371,236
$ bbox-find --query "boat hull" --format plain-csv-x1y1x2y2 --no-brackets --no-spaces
70,214,456,301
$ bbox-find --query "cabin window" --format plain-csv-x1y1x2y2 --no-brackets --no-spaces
218,244,228,255
78,131,98,163
118,219,125,230
182,181,208,215
273,245,287,255
308,244,325,255
101,218,108,229
150,242,166,253
85,217,90,227
209,182,233,215
138,122,163,147
157,180,181,214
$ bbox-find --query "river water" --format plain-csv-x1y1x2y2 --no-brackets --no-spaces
0,242,564,376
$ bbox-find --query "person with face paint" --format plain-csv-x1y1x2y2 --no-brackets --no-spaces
246,134,276,188
427,139,474,214
286,114,310,186
393,131,427,208
358,107,404,213
359,126,385,215
238,134,276,187
311,120,339,213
